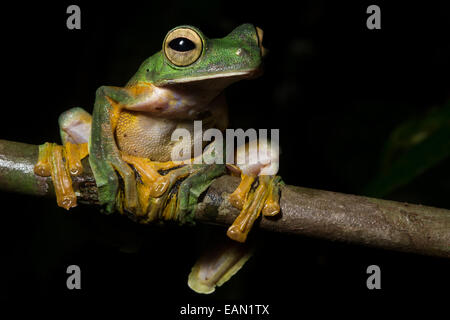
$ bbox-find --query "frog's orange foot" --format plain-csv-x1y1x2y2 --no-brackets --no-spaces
121,153,190,219
34,142,89,210
122,154,184,195
227,175,281,243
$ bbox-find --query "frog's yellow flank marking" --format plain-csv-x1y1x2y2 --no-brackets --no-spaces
115,110,139,135
34,142,89,210
105,96,123,133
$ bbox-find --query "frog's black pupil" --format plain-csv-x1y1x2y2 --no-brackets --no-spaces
168,37,196,52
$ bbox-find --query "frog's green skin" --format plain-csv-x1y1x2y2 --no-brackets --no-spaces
60,24,264,215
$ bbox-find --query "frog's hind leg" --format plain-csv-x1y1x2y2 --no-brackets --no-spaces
34,107,92,210
188,231,252,294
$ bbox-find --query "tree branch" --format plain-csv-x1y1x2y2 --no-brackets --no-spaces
1,139,449,258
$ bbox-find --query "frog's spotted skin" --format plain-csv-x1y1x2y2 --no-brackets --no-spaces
35,24,282,294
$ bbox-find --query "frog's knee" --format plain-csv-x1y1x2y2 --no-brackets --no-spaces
59,107,92,144
95,86,114,99
234,138,280,176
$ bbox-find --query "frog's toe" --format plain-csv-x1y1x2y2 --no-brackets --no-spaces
34,142,53,177
64,142,89,176
110,158,140,215
228,174,255,209
227,175,281,243
262,176,281,216
149,175,171,197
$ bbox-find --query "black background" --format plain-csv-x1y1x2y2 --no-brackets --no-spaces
1,0,449,315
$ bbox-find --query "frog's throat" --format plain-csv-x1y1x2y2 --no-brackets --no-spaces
126,77,233,115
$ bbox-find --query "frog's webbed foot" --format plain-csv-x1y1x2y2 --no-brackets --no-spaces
123,156,226,224
120,154,193,221
226,138,281,242
227,175,281,242
34,142,89,210
34,108,92,210
121,154,184,198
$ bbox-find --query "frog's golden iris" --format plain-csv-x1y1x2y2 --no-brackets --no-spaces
164,27,203,67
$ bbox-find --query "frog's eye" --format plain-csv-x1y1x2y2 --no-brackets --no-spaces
164,27,203,67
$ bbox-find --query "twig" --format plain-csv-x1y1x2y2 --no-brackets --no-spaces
0,139,449,258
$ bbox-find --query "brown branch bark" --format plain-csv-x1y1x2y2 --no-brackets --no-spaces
1,139,449,258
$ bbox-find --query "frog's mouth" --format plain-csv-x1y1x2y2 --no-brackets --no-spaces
164,69,261,84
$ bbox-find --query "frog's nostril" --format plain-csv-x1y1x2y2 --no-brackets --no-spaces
255,26,267,57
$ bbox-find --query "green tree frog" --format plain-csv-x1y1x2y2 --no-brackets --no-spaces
34,24,282,293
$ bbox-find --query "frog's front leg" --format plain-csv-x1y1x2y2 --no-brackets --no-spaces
227,139,282,242
89,86,140,214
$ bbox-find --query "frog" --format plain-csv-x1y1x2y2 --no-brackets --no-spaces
34,23,282,293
